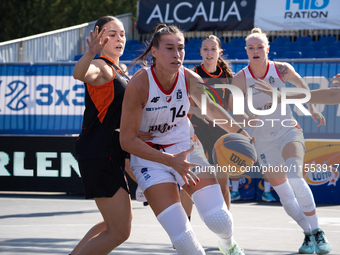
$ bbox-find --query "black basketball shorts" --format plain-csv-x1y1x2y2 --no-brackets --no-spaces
78,156,129,199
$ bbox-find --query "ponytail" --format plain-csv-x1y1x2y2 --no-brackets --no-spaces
129,24,183,69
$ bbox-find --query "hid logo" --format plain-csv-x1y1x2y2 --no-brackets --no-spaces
286,0,329,10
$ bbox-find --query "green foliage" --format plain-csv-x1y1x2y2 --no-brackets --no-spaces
0,0,138,42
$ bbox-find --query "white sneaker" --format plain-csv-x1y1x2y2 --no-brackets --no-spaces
218,241,245,255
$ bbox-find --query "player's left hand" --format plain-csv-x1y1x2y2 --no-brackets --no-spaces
311,111,326,127
330,74,340,86
254,78,282,104
138,131,155,142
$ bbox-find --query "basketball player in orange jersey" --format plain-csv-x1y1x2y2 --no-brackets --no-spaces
189,35,233,208
188,35,274,207
71,16,132,255
179,35,233,222
69,16,154,255
120,24,252,255
230,28,331,254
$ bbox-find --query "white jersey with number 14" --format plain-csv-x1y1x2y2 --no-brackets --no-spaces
139,66,191,145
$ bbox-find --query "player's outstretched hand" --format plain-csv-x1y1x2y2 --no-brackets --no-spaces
331,74,340,86
311,111,326,127
86,26,109,56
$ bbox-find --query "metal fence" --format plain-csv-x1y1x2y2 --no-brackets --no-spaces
0,13,133,63
139,29,340,44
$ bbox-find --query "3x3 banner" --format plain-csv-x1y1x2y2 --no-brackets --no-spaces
137,0,340,33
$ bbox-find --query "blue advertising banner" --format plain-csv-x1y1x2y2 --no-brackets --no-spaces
255,178,280,201
0,61,339,202
0,64,84,135
1,61,340,138
136,0,256,33
232,174,255,200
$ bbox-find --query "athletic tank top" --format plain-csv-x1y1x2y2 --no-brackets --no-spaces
191,63,231,126
243,61,296,140
140,66,191,146
193,63,230,107
75,56,128,160
189,63,232,162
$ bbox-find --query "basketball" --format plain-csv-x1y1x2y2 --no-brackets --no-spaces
212,133,257,176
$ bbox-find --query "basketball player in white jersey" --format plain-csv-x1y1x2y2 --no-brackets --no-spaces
120,24,251,255
230,28,331,254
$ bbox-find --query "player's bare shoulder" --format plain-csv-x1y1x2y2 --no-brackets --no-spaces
92,58,113,78
184,67,203,93
233,69,245,79
274,61,295,79
129,68,147,83
126,68,149,106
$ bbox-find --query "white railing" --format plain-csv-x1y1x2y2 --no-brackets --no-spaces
0,13,133,63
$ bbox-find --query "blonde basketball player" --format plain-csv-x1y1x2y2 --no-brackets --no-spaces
230,28,331,254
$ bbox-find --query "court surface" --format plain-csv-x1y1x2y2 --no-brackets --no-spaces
0,192,339,255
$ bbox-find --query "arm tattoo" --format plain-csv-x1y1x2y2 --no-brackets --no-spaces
277,64,289,78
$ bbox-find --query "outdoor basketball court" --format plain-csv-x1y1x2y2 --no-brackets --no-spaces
0,192,339,255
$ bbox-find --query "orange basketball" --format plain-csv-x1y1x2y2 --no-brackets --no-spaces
212,133,256,176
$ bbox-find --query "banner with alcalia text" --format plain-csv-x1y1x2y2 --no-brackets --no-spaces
137,0,340,33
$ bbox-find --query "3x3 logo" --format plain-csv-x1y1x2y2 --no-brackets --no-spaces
3,80,30,111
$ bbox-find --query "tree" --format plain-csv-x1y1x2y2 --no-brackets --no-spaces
0,0,138,42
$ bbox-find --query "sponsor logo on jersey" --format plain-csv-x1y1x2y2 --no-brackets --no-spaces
269,76,275,85
150,96,160,103
146,106,167,111
260,154,268,165
148,123,177,133
176,89,182,100
141,167,151,181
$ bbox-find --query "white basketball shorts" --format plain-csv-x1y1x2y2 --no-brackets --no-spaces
131,135,211,192
255,126,305,167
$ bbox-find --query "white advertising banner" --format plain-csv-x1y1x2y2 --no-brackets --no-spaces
254,0,340,31
0,76,85,115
